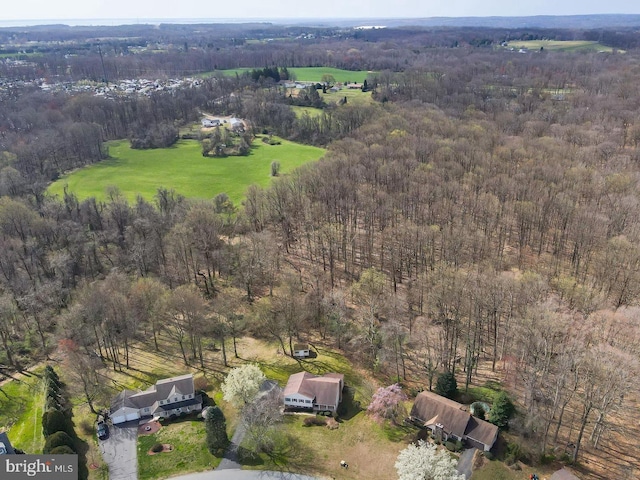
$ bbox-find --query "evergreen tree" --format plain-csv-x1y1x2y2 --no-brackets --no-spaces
489,391,514,429
434,372,458,399
205,406,229,456
43,431,76,454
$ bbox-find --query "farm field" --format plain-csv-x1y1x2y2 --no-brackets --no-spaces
214,67,376,84
47,137,325,204
503,40,619,52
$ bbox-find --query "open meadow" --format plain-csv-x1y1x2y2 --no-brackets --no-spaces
214,67,376,84
47,137,325,204
503,40,619,52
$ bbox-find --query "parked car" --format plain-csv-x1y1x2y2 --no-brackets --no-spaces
0,442,7,454
96,421,109,440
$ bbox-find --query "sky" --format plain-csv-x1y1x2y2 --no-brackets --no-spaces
3,0,640,24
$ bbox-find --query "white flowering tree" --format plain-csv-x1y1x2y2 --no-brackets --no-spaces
395,440,465,480
221,364,266,406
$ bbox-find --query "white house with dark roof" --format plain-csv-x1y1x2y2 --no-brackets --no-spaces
283,372,344,413
110,374,202,424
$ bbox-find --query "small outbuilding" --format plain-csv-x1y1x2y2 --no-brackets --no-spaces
292,343,311,358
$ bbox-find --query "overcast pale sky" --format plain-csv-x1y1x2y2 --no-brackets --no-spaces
3,0,640,22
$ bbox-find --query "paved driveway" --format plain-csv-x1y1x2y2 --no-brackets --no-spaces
457,448,478,480
99,421,138,480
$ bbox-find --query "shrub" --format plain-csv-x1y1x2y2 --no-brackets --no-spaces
49,445,76,455
540,453,556,465
445,441,457,452
271,161,281,177
303,416,327,427
42,409,73,438
43,431,75,454
151,443,164,453
484,452,494,461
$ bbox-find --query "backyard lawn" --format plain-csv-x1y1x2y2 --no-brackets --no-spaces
2,370,45,454
47,137,325,204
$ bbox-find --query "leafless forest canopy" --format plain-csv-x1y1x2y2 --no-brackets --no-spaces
1,22,640,477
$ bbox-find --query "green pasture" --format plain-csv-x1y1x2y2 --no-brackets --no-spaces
504,40,619,53
47,137,325,204
213,67,376,84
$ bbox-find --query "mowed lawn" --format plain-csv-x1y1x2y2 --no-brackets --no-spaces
137,418,220,480
48,137,325,204
1,370,45,454
215,67,375,84
504,40,619,53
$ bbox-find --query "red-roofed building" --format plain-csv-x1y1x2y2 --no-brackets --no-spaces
283,372,344,413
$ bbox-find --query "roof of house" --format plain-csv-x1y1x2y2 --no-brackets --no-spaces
550,469,581,480
111,374,196,414
410,391,499,448
0,432,16,454
284,372,344,406
157,394,202,412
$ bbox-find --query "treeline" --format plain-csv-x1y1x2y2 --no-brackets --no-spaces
41,366,88,478
4,24,638,82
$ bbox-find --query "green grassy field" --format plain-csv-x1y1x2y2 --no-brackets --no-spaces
2,370,45,454
137,417,220,480
47,137,325,204
213,67,376,84
291,88,375,119
504,40,619,53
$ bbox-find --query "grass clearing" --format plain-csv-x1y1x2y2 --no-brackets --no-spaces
504,40,620,53
137,416,219,480
213,67,376,84
47,137,325,204
242,412,408,479
322,87,375,106
470,458,557,480
2,370,45,454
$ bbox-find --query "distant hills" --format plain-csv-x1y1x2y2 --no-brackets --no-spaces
306,14,640,29
2,14,640,30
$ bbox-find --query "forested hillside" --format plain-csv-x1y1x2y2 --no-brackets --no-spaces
1,23,640,477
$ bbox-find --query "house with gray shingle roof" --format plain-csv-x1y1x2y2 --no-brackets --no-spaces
283,372,344,413
410,390,499,451
110,374,202,424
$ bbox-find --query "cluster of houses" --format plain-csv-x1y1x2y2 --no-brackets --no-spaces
200,116,245,132
108,369,497,452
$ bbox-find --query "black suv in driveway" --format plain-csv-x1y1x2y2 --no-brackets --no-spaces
97,421,109,440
